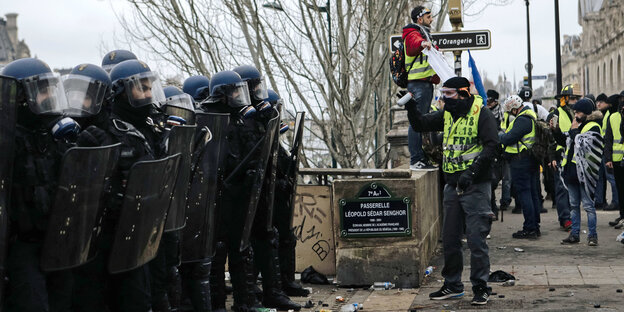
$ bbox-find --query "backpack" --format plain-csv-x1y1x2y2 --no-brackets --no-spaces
389,39,414,88
524,115,551,161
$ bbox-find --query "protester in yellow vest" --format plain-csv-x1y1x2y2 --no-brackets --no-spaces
547,84,580,230
594,94,620,212
558,98,603,246
403,6,440,170
499,95,542,239
404,77,499,306
604,94,624,229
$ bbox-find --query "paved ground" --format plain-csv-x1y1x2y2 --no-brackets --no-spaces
224,196,624,311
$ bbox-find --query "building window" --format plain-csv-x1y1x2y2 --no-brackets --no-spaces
610,59,614,91
619,55,622,88
597,66,600,92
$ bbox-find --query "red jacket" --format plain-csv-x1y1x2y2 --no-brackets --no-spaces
402,24,440,84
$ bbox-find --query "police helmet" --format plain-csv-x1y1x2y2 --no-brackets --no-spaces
62,63,111,117
209,70,252,109
101,50,137,73
1,58,68,115
163,85,195,123
109,59,165,108
182,75,211,102
232,65,268,101
518,86,532,101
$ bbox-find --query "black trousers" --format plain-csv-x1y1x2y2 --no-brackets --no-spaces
612,162,624,218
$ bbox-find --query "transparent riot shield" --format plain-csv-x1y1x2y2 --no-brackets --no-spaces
164,125,196,232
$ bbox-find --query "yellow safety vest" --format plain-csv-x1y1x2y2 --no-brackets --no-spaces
405,39,436,81
602,110,611,136
500,112,510,132
503,108,537,154
431,103,439,112
561,121,601,166
610,112,624,162
556,106,572,152
442,96,484,174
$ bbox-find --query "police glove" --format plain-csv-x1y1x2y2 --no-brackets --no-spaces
456,169,475,194
76,125,109,147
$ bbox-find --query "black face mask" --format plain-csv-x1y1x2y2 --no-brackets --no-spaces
444,97,471,116
575,116,587,124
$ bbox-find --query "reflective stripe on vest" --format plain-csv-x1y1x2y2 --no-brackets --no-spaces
556,106,572,152
611,112,624,162
561,121,601,167
503,108,537,154
442,96,484,173
602,110,611,136
405,40,436,80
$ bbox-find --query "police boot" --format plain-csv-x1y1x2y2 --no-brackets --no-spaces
167,266,182,311
210,241,228,311
152,294,172,312
183,261,212,312
231,247,264,312
259,230,301,311
279,233,309,297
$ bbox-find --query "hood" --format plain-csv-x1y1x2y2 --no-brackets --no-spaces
402,24,419,39
587,110,603,122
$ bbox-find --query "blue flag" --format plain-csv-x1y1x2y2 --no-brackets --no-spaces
468,50,487,104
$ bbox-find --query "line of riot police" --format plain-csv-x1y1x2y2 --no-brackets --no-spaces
0,50,307,312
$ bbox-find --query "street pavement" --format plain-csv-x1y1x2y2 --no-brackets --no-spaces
224,198,624,311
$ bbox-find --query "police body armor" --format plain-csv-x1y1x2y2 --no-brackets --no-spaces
239,112,280,251
164,125,197,232
0,76,18,308
181,112,229,263
41,143,121,271
108,153,181,274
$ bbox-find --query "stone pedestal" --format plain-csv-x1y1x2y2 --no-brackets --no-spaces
386,106,410,168
331,170,440,288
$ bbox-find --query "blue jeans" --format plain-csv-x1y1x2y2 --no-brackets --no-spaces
554,163,571,224
567,181,597,238
510,154,541,232
595,159,619,206
501,160,512,206
407,80,433,165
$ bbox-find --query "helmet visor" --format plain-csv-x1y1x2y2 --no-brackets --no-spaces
164,93,195,111
122,71,166,108
224,81,252,108
249,76,268,101
62,74,108,117
22,72,69,115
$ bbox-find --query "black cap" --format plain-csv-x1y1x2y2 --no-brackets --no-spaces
411,6,429,23
596,93,608,103
443,77,470,89
486,89,499,100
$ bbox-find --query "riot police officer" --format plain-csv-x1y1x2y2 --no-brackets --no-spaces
101,49,138,73
183,75,212,103
1,57,82,312
200,70,263,311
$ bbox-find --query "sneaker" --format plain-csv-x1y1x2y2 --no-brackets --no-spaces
540,208,548,213
615,219,624,229
511,207,522,214
471,287,490,305
512,230,538,239
429,286,464,300
410,161,434,170
500,203,509,211
605,203,619,211
563,220,572,231
588,236,598,246
536,228,541,237
561,234,580,244
609,217,623,226
595,202,606,210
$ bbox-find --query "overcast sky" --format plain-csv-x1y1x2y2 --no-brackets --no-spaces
2,0,582,88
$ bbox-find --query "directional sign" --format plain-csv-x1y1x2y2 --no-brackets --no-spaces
532,75,548,80
430,30,491,51
389,29,491,53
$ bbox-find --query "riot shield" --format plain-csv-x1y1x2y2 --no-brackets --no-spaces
287,112,306,227
181,112,229,263
108,154,181,274
262,108,282,231
0,76,18,308
164,125,197,232
239,112,280,251
41,143,121,271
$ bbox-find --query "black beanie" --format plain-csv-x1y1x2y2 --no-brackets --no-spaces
572,98,594,115
596,93,608,102
607,94,620,106
411,6,427,23
443,77,470,89
487,89,499,100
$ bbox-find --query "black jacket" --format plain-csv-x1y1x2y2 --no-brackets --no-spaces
405,96,500,186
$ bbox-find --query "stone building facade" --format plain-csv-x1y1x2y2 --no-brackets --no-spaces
0,13,30,67
564,0,624,95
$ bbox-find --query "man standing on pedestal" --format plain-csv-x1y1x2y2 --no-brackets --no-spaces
403,5,441,170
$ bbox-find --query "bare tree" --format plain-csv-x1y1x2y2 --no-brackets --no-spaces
116,0,510,168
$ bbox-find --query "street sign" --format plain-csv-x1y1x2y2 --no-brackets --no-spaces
532,75,548,80
430,30,491,51
389,35,402,53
